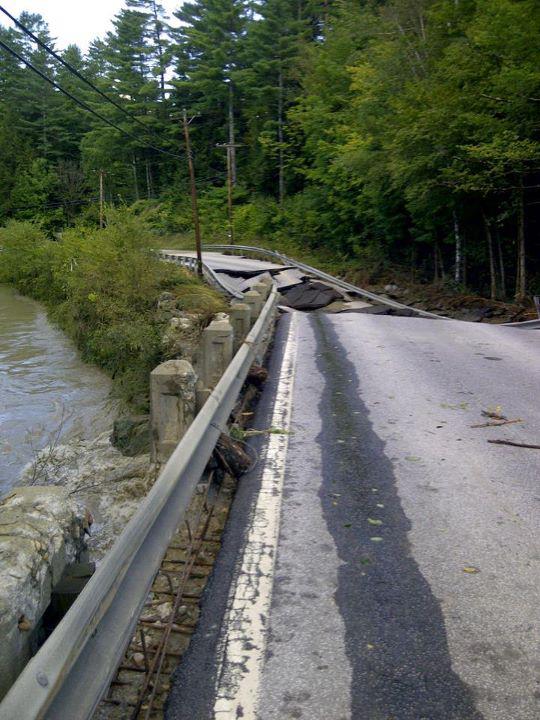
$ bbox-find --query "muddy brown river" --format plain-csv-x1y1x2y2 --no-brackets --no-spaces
0,285,112,494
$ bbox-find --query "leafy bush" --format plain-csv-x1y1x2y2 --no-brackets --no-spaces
0,211,225,409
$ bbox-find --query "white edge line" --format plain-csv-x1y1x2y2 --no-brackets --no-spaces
212,312,299,719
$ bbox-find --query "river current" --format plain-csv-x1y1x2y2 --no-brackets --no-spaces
0,285,112,494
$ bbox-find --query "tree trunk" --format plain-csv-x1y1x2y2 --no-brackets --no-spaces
145,159,154,199
410,244,417,283
132,155,140,201
433,243,439,282
496,229,506,299
453,210,462,284
152,0,166,99
483,211,497,300
277,65,285,205
438,243,446,281
515,184,526,302
228,83,237,186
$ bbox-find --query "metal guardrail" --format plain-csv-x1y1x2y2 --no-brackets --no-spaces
0,288,279,720
502,319,540,329
202,244,446,320
160,251,244,300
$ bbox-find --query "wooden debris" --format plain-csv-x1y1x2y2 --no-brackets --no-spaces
481,409,507,421
471,418,522,428
488,439,540,450
214,433,252,477
247,364,269,389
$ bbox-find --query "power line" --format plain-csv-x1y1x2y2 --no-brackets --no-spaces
0,4,165,140
0,38,182,160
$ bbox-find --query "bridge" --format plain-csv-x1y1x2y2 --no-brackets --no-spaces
1,248,539,720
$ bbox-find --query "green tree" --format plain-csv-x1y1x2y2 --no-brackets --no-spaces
172,0,248,184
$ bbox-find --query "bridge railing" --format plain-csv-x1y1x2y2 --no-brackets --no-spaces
0,287,279,720
202,244,446,320
159,251,244,300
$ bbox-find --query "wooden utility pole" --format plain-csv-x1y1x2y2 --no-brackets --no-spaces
99,169,105,229
216,142,242,245
277,65,285,205
182,109,203,277
228,83,237,186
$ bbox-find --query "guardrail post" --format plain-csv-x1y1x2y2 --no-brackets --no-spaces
254,275,273,300
150,360,197,464
243,290,263,325
196,315,234,410
230,302,251,352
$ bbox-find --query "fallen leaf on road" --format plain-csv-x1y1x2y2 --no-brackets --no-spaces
405,456,421,462
370,537,383,542
368,518,383,525
463,566,480,574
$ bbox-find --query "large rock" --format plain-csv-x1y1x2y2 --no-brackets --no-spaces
0,486,89,699
111,415,150,456
161,312,200,359
20,432,153,560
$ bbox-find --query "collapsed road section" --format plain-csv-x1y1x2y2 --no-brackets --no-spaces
160,248,441,316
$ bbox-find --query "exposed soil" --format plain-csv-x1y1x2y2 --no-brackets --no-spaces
364,280,537,324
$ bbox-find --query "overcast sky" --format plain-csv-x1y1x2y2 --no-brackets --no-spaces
0,1,182,51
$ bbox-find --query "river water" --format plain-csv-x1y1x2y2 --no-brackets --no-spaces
0,285,113,494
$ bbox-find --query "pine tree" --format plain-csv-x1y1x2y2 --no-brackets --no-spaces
172,0,248,184
242,0,307,201
126,0,170,98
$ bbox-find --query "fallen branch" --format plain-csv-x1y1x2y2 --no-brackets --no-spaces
471,419,522,428
481,409,507,421
488,439,540,450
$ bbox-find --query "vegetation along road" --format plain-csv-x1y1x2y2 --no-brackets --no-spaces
0,0,539,718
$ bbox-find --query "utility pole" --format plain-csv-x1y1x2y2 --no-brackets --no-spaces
99,169,105,229
216,142,242,245
182,108,203,278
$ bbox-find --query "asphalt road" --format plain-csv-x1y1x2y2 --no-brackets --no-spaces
166,311,540,720
162,249,288,274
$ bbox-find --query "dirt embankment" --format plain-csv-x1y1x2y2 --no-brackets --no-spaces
362,277,536,324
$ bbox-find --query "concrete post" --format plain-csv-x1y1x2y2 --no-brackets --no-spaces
243,289,263,325
230,302,251,352
199,316,234,391
253,281,271,300
150,359,197,464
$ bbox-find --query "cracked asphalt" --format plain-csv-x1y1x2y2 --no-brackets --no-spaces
166,312,540,720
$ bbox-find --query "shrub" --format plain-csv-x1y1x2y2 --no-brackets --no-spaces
0,211,225,409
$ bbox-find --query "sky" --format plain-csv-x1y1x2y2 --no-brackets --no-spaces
0,1,182,51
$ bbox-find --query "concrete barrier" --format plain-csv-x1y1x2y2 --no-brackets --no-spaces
243,289,263,324
150,360,197,464
230,302,251,352
198,316,234,391
253,278,272,300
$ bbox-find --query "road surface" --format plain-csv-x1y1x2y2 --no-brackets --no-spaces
162,249,289,275
166,311,540,720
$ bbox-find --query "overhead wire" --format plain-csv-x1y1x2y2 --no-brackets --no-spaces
0,4,170,142
0,38,183,160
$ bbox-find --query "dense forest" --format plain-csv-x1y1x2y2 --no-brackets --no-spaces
0,0,539,300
